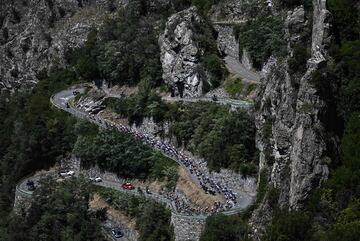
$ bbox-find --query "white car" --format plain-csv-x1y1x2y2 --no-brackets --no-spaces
59,170,75,177
90,177,102,182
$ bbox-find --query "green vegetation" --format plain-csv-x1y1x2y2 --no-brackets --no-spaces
191,0,222,16
263,209,313,241
97,187,175,241
288,43,309,75
67,1,166,87
104,80,173,125
74,130,179,186
327,0,360,120
225,78,244,98
0,68,78,220
200,169,269,240
236,16,287,69
204,54,228,89
336,40,360,119
192,19,228,90
0,178,105,241
67,0,226,91
328,0,359,42
105,94,257,174
183,104,256,174
200,214,250,241
281,0,313,10
258,2,360,236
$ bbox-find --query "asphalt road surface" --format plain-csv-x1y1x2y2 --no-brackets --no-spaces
224,56,260,83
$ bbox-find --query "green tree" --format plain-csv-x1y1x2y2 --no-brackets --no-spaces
239,16,287,69
2,178,105,241
200,214,250,241
263,210,313,241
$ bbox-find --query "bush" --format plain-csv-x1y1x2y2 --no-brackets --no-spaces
105,96,257,174
98,187,175,241
328,0,359,42
74,130,179,183
200,214,250,241
263,209,313,241
337,41,360,119
238,16,287,69
2,178,105,241
0,68,78,217
225,78,244,97
281,0,312,10
192,17,227,90
191,0,222,16
67,2,164,86
204,54,227,88
105,82,171,125
288,43,309,75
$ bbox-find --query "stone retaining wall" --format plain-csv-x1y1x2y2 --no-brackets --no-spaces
171,215,206,241
13,185,32,215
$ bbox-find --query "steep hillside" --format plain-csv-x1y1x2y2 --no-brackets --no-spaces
1,0,360,241
0,0,127,94
250,0,334,237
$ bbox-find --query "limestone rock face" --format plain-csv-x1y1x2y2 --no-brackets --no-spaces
210,0,245,21
214,24,239,59
159,7,207,98
250,1,334,238
0,0,127,94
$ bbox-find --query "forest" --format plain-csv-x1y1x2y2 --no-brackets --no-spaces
104,90,257,175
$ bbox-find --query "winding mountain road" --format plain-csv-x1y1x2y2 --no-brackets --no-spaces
17,87,255,223
49,88,255,217
103,86,254,109
162,95,253,109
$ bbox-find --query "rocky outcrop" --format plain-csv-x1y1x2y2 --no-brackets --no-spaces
159,7,208,98
74,88,106,114
250,0,333,238
0,0,127,94
214,24,239,59
210,0,246,21
241,49,254,71
214,24,256,74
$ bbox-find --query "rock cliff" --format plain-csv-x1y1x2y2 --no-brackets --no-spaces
0,0,127,94
159,7,208,98
250,0,334,238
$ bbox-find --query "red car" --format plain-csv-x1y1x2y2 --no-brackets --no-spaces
122,182,135,190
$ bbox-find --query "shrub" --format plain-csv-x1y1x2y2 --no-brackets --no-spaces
191,0,222,16
288,43,309,75
204,54,227,88
225,78,244,97
74,130,178,182
192,17,227,90
263,209,313,241
238,16,287,69
98,187,175,241
200,214,250,241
